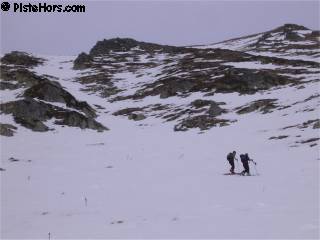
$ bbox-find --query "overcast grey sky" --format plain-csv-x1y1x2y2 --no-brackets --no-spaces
1,1,319,55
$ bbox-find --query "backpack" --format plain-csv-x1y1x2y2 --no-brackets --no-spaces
240,154,245,163
227,152,233,161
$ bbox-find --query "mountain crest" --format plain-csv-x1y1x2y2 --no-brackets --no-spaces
272,23,309,33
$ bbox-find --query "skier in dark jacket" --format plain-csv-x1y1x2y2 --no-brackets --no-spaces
240,153,255,176
227,151,238,174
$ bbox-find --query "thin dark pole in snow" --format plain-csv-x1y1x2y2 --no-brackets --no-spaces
253,163,259,176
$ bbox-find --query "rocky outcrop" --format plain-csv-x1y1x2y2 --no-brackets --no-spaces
73,37,185,69
54,111,107,130
23,81,96,118
313,120,320,129
269,135,289,140
236,99,278,114
1,51,44,67
283,119,320,130
0,99,107,132
113,107,146,121
89,38,181,56
113,107,144,116
0,123,17,137
174,115,232,131
0,81,19,90
191,99,226,117
0,62,107,132
273,24,309,33
214,70,293,94
0,66,44,88
128,113,146,121
73,52,93,70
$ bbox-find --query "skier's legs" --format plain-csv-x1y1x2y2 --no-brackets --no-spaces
229,161,235,173
245,165,250,176
230,162,234,173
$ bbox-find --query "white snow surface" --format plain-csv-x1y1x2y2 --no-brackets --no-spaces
222,61,280,70
1,55,319,239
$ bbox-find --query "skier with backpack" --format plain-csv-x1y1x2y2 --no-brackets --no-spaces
226,151,238,174
240,153,256,176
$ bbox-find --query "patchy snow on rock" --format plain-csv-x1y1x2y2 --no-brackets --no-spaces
222,61,280,70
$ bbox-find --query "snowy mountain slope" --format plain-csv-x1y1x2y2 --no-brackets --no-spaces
0,52,108,134
1,24,319,239
194,24,320,62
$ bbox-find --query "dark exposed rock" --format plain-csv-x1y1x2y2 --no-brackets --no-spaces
300,119,319,129
9,157,19,162
1,51,44,67
236,99,278,114
208,102,225,117
24,81,96,118
190,100,226,116
191,99,216,108
54,111,107,131
76,73,121,98
1,99,53,122
73,52,93,70
174,115,232,131
292,94,319,105
297,138,319,144
214,70,293,94
93,104,105,110
313,120,320,129
273,24,309,33
269,135,289,140
128,113,146,121
89,38,182,56
0,123,17,137
0,81,19,90
113,107,144,116
158,78,197,99
285,32,304,41
14,116,49,132
113,108,146,121
0,66,44,88
114,68,295,102
0,99,107,132
282,119,320,131
90,38,140,55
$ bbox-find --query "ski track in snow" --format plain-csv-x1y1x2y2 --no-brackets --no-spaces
1,54,319,239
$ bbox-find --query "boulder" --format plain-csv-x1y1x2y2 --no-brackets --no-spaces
1,51,44,67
